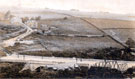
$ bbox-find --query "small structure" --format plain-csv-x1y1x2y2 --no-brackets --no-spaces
21,17,29,23
35,16,41,21
10,17,23,25
4,10,11,20
25,20,38,29
0,11,12,24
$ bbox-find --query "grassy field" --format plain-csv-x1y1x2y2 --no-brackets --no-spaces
38,17,103,35
84,18,135,29
84,18,135,43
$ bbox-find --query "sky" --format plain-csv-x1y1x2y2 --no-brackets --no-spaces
0,0,135,14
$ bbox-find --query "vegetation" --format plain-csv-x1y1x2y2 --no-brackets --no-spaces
0,62,134,78
94,48,135,61
126,38,135,48
0,62,24,78
20,47,135,61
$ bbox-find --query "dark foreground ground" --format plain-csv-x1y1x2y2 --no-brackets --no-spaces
0,62,134,78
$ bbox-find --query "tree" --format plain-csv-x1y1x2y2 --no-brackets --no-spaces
126,38,135,48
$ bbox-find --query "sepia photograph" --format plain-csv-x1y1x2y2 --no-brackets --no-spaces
0,0,135,78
